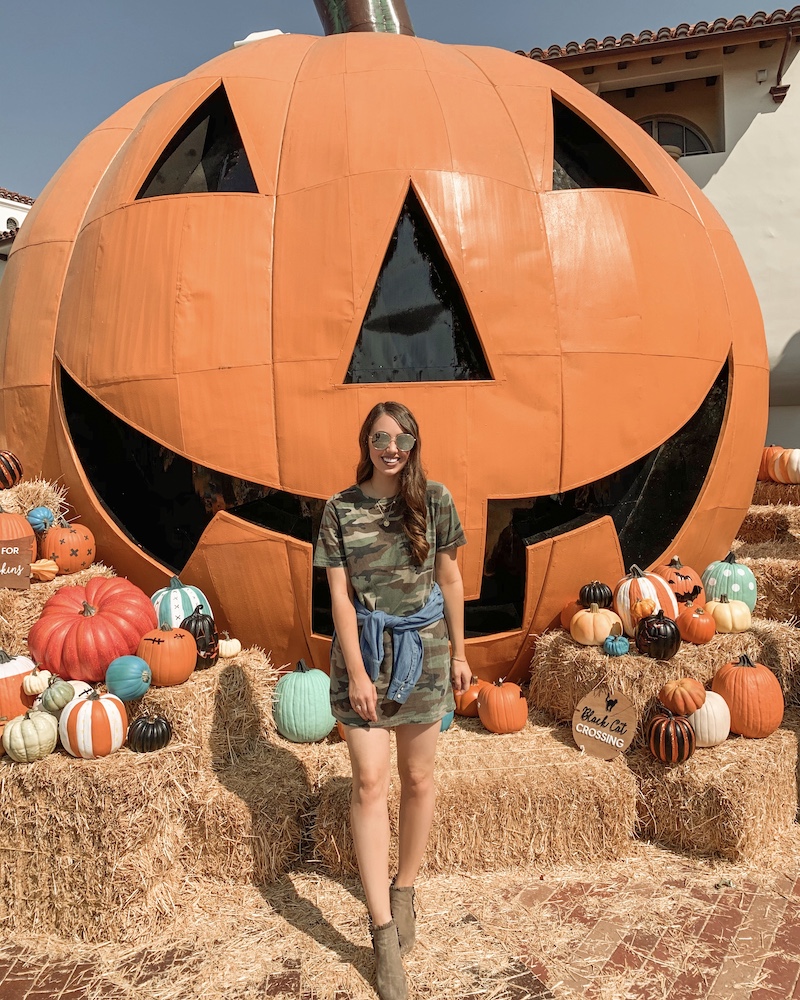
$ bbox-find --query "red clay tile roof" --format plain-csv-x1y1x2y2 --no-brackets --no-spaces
522,6,800,60
0,188,34,206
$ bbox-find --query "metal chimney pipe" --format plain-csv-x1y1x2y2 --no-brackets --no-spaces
313,0,415,36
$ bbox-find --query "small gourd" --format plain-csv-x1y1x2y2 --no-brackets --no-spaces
25,506,57,534
40,675,80,719
218,632,242,658
602,634,629,657
127,713,173,753
657,677,706,716
578,581,613,609
105,655,152,702
30,559,60,583
22,666,52,696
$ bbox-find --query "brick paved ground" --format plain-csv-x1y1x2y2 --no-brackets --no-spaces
1,866,799,999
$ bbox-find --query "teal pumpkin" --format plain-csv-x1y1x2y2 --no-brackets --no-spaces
39,675,79,719
273,659,335,743
151,575,213,627
26,506,56,533
105,655,152,701
440,710,455,732
702,551,757,612
603,634,630,657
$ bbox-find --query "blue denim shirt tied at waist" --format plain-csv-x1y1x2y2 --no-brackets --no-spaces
353,583,445,705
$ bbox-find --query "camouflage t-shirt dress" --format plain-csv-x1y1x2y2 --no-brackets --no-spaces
313,481,466,727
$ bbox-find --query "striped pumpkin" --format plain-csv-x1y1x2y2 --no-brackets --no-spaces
648,709,696,764
612,565,679,637
151,575,213,628
0,451,23,489
58,690,128,759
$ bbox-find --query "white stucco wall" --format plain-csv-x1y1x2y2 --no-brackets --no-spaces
679,40,800,443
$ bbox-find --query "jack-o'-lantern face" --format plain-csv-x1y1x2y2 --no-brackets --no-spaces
0,22,768,680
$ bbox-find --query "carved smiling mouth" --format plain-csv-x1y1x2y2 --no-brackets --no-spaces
60,359,729,638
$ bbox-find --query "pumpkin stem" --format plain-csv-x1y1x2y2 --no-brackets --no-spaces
628,565,645,577
313,0,416,36
737,654,756,668
589,602,600,613
81,601,98,617
160,622,175,632
724,551,736,564
0,649,12,664
168,576,184,589
296,658,310,673
718,594,730,604
669,556,683,569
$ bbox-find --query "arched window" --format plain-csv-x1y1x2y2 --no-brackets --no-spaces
639,118,713,157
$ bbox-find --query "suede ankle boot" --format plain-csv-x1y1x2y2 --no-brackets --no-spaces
370,919,408,1000
389,883,416,956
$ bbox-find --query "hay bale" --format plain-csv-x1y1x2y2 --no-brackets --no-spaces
0,563,116,654
736,505,800,547
734,552,800,623
0,654,311,942
131,649,280,763
753,481,800,506
628,711,799,861
0,478,69,518
529,621,800,733
308,718,637,876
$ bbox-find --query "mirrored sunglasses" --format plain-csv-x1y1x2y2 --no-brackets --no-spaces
370,431,416,452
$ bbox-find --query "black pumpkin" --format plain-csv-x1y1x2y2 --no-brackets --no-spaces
180,604,219,669
635,611,681,660
127,714,173,753
579,580,613,609
648,707,696,764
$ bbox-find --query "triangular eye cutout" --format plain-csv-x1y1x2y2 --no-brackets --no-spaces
137,87,258,198
552,98,650,193
345,189,491,383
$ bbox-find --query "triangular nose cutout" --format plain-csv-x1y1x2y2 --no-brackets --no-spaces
345,189,491,383
137,86,258,198
552,97,650,193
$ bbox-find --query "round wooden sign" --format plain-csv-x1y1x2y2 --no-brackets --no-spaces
572,686,638,760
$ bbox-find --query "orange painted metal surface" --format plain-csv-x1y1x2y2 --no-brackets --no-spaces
0,32,769,679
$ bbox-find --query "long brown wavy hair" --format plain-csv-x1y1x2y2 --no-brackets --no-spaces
356,401,429,565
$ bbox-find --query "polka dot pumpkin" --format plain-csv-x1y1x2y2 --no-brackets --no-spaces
702,552,757,612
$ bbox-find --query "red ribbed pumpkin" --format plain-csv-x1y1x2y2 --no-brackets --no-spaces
476,680,528,734
28,577,157,682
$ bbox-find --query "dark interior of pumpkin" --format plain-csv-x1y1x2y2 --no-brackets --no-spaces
60,357,728,637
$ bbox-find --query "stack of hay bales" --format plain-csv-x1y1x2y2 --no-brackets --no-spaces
735,486,800,619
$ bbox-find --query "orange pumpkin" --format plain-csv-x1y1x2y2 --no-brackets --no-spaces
658,677,706,716
454,676,490,718
39,518,96,574
559,600,583,631
759,445,784,481
569,603,623,646
136,623,197,687
653,555,706,608
675,603,716,645
476,680,528,734
711,654,784,739
0,0,768,683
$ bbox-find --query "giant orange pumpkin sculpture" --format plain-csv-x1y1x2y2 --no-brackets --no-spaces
0,0,768,681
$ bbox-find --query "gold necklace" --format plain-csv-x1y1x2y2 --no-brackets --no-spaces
374,495,398,528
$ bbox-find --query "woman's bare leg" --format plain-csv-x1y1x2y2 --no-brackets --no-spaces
394,721,440,886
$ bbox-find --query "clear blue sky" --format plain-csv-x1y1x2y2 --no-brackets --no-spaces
2,0,749,198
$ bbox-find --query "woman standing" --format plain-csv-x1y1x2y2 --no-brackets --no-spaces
314,401,471,1000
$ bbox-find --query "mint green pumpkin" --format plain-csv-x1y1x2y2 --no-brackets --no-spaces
702,551,757,612
105,655,152,701
440,710,455,732
40,675,79,719
273,659,335,743
151,575,213,627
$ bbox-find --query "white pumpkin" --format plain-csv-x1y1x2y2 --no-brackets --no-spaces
218,634,242,658
687,690,731,747
22,666,52,696
2,709,58,763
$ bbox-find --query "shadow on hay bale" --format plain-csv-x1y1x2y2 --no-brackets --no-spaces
628,710,800,861
303,718,638,877
0,651,312,942
529,623,800,741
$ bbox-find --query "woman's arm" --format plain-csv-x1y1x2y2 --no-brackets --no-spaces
435,548,470,693
326,565,378,721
